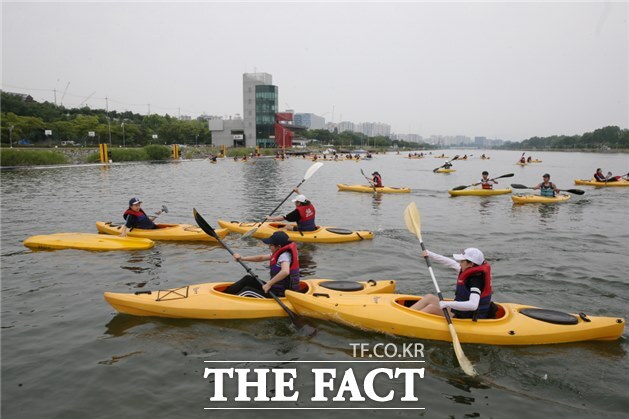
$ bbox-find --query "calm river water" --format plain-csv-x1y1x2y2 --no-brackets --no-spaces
1,150,628,418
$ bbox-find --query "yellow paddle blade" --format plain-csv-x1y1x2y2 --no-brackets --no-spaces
403,202,422,239
448,324,477,377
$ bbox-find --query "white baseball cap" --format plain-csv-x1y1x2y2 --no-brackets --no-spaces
453,248,485,265
292,194,307,203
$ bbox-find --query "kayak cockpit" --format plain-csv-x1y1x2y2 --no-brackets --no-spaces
212,281,311,296
394,297,508,321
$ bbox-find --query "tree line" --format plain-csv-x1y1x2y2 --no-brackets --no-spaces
0,92,212,147
498,126,629,150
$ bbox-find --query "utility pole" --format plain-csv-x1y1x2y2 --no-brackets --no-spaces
106,97,112,145
9,125,14,148
122,123,126,147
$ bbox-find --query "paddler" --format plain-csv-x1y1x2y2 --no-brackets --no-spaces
532,173,560,197
266,189,317,232
410,247,493,319
472,171,497,190
593,168,620,182
371,171,383,187
120,198,159,236
225,231,300,298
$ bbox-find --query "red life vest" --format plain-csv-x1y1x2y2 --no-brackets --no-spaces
295,204,316,231
480,179,493,190
269,242,300,295
454,263,492,319
373,174,383,187
123,208,156,229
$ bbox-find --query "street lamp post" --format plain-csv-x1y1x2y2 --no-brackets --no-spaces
195,134,199,146
121,123,126,147
9,125,14,148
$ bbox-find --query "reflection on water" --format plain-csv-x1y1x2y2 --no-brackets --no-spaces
241,159,285,219
510,201,560,223
295,243,318,277
2,151,628,419
371,193,383,211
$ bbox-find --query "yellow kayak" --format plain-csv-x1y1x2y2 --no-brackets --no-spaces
217,220,373,243
96,221,229,242
516,162,528,166
284,292,625,345
104,279,396,319
435,168,456,173
24,233,154,251
529,159,543,163
574,178,629,187
434,156,450,159
511,194,571,204
337,184,411,193
448,188,512,197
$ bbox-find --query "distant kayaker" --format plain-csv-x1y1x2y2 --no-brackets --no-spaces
266,189,317,232
473,171,497,190
527,156,532,163
532,173,560,197
443,161,453,169
519,155,526,164
371,171,383,187
120,198,159,236
226,231,300,298
594,168,620,182
410,248,493,319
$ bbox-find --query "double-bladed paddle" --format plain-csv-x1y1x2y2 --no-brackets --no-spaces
154,205,169,217
403,202,477,377
193,208,314,333
433,155,459,173
452,173,514,191
510,184,585,195
241,162,324,239
360,168,377,192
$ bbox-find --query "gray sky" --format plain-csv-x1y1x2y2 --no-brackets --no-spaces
2,1,627,141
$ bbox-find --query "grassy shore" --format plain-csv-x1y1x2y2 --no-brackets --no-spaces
0,149,69,166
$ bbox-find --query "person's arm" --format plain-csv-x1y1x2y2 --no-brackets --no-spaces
439,275,484,311
532,183,541,190
263,261,290,293
233,253,271,263
120,214,135,236
553,183,561,193
282,209,300,223
422,250,460,271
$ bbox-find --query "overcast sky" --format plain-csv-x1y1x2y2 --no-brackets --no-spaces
2,1,627,141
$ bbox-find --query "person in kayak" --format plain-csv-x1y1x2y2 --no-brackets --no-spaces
225,231,300,298
266,189,317,232
473,171,497,190
532,173,560,197
410,248,492,319
518,155,526,164
593,168,620,182
120,198,159,236
442,161,453,169
371,171,383,187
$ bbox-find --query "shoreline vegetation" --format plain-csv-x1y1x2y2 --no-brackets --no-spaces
0,145,627,168
1,91,627,167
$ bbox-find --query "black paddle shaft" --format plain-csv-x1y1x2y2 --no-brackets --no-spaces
453,173,514,191
266,178,308,218
192,209,304,325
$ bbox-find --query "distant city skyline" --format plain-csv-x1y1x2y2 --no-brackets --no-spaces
2,2,626,142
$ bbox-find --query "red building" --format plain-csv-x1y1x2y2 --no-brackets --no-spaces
274,112,306,148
